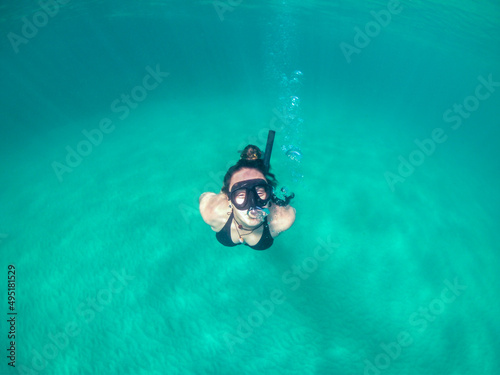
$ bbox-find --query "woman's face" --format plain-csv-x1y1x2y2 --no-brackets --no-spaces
229,168,269,227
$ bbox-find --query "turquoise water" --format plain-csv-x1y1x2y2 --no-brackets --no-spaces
1,0,500,374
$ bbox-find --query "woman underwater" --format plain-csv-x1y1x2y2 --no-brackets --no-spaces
199,133,296,250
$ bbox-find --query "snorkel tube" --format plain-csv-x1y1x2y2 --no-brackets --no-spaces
263,130,275,171
262,130,295,208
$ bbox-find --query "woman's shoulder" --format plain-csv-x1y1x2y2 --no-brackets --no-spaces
199,192,230,230
269,204,296,236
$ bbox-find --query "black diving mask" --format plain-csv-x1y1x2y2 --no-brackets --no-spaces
230,179,272,211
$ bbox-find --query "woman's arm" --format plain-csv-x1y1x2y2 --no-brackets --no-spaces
269,204,296,236
199,192,228,230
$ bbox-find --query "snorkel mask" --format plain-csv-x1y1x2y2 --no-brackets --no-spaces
230,178,272,219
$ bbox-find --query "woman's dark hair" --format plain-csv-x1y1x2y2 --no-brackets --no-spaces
221,145,278,195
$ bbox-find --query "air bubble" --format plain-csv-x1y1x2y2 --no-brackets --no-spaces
290,96,300,107
286,148,303,162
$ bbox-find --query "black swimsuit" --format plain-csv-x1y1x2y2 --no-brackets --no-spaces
216,212,274,250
